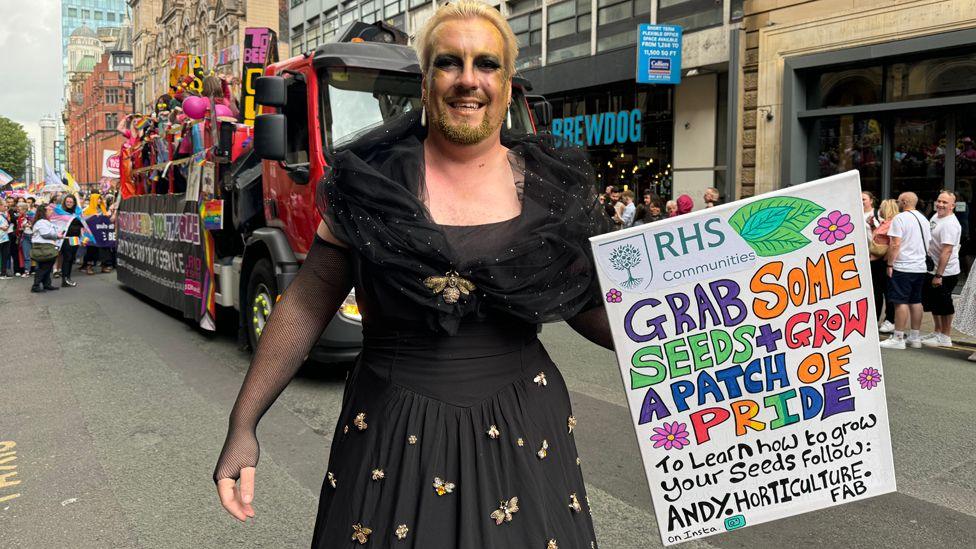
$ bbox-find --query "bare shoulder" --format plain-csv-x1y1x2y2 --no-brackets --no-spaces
316,221,348,248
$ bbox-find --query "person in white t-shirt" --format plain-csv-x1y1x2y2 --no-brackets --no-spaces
921,191,962,348
880,192,932,350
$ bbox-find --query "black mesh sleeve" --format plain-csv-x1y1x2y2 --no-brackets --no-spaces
213,237,353,483
567,305,615,351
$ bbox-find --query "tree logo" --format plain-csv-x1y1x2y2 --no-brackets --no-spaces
609,244,644,289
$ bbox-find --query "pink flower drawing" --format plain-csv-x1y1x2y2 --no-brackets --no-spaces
605,289,623,303
813,210,855,245
858,367,882,390
651,421,690,450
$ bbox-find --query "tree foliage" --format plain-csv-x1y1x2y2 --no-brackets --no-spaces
0,116,30,180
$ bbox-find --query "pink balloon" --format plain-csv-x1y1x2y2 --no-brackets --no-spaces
182,96,208,119
215,104,233,118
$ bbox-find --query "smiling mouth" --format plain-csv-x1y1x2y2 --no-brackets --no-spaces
446,100,486,113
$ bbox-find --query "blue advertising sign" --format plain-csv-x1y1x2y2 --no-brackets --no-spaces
637,24,682,85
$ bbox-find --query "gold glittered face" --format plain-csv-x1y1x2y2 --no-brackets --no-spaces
424,18,511,145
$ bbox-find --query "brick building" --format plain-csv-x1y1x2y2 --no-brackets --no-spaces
65,49,134,188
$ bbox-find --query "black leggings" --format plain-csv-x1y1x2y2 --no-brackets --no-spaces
33,259,55,289
61,244,78,280
870,258,895,323
0,240,10,276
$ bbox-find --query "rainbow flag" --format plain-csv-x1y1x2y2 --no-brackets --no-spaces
10,181,25,190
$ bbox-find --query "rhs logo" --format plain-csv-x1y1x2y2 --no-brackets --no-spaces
597,234,654,292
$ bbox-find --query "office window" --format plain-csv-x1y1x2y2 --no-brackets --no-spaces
340,7,358,25
94,10,103,20
361,1,380,24
107,12,115,21
409,0,427,9
657,0,722,32
291,0,304,6
546,0,591,63
67,7,77,17
384,0,403,18
82,9,90,18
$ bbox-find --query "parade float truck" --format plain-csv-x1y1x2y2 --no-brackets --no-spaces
116,22,548,362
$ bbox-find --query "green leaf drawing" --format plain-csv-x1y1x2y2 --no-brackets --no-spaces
747,227,811,257
729,197,824,257
738,206,792,240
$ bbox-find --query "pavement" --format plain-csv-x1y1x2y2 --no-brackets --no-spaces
1,270,975,548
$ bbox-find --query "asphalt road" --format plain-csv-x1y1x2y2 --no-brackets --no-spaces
1,272,975,548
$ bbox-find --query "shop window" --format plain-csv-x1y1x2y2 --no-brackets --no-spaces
891,115,946,210
809,115,883,199
808,66,883,109
657,0,722,32
887,51,976,102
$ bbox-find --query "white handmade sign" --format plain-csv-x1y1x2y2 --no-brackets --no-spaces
590,171,896,545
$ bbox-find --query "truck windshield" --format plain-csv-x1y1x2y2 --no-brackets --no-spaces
322,68,423,149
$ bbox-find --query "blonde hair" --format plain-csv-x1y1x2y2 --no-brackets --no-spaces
879,198,898,221
414,1,519,80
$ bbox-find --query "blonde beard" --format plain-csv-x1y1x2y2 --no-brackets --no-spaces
432,104,502,145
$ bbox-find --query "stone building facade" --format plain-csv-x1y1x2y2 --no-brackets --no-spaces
736,0,976,202
128,0,289,112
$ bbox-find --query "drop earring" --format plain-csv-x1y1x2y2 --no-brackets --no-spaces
421,103,427,127
506,105,512,130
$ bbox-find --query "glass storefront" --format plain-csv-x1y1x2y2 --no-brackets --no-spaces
545,81,674,198
802,45,976,270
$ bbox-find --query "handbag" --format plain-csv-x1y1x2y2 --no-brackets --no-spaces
909,211,936,272
868,236,888,257
30,243,58,262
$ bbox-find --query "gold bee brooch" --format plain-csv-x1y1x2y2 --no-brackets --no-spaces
424,270,476,304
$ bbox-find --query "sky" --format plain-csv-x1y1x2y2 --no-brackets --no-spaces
0,0,64,156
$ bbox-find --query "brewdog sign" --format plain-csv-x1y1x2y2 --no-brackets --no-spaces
591,171,896,545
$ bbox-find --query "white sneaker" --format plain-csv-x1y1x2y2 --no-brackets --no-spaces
879,320,895,333
906,336,923,349
920,332,939,341
941,334,953,347
880,337,906,350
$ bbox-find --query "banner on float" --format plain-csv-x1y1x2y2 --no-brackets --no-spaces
102,150,121,179
240,27,279,126
116,194,215,329
590,171,896,546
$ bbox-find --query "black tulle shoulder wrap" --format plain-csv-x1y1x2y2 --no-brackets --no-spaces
317,110,611,334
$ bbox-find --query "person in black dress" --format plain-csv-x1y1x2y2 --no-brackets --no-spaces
214,2,614,547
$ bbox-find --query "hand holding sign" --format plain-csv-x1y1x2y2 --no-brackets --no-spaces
590,171,896,546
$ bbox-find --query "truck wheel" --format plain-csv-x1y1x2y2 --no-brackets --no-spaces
246,259,278,350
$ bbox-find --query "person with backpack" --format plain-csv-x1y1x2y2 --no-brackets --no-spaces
30,203,62,293
880,192,932,350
